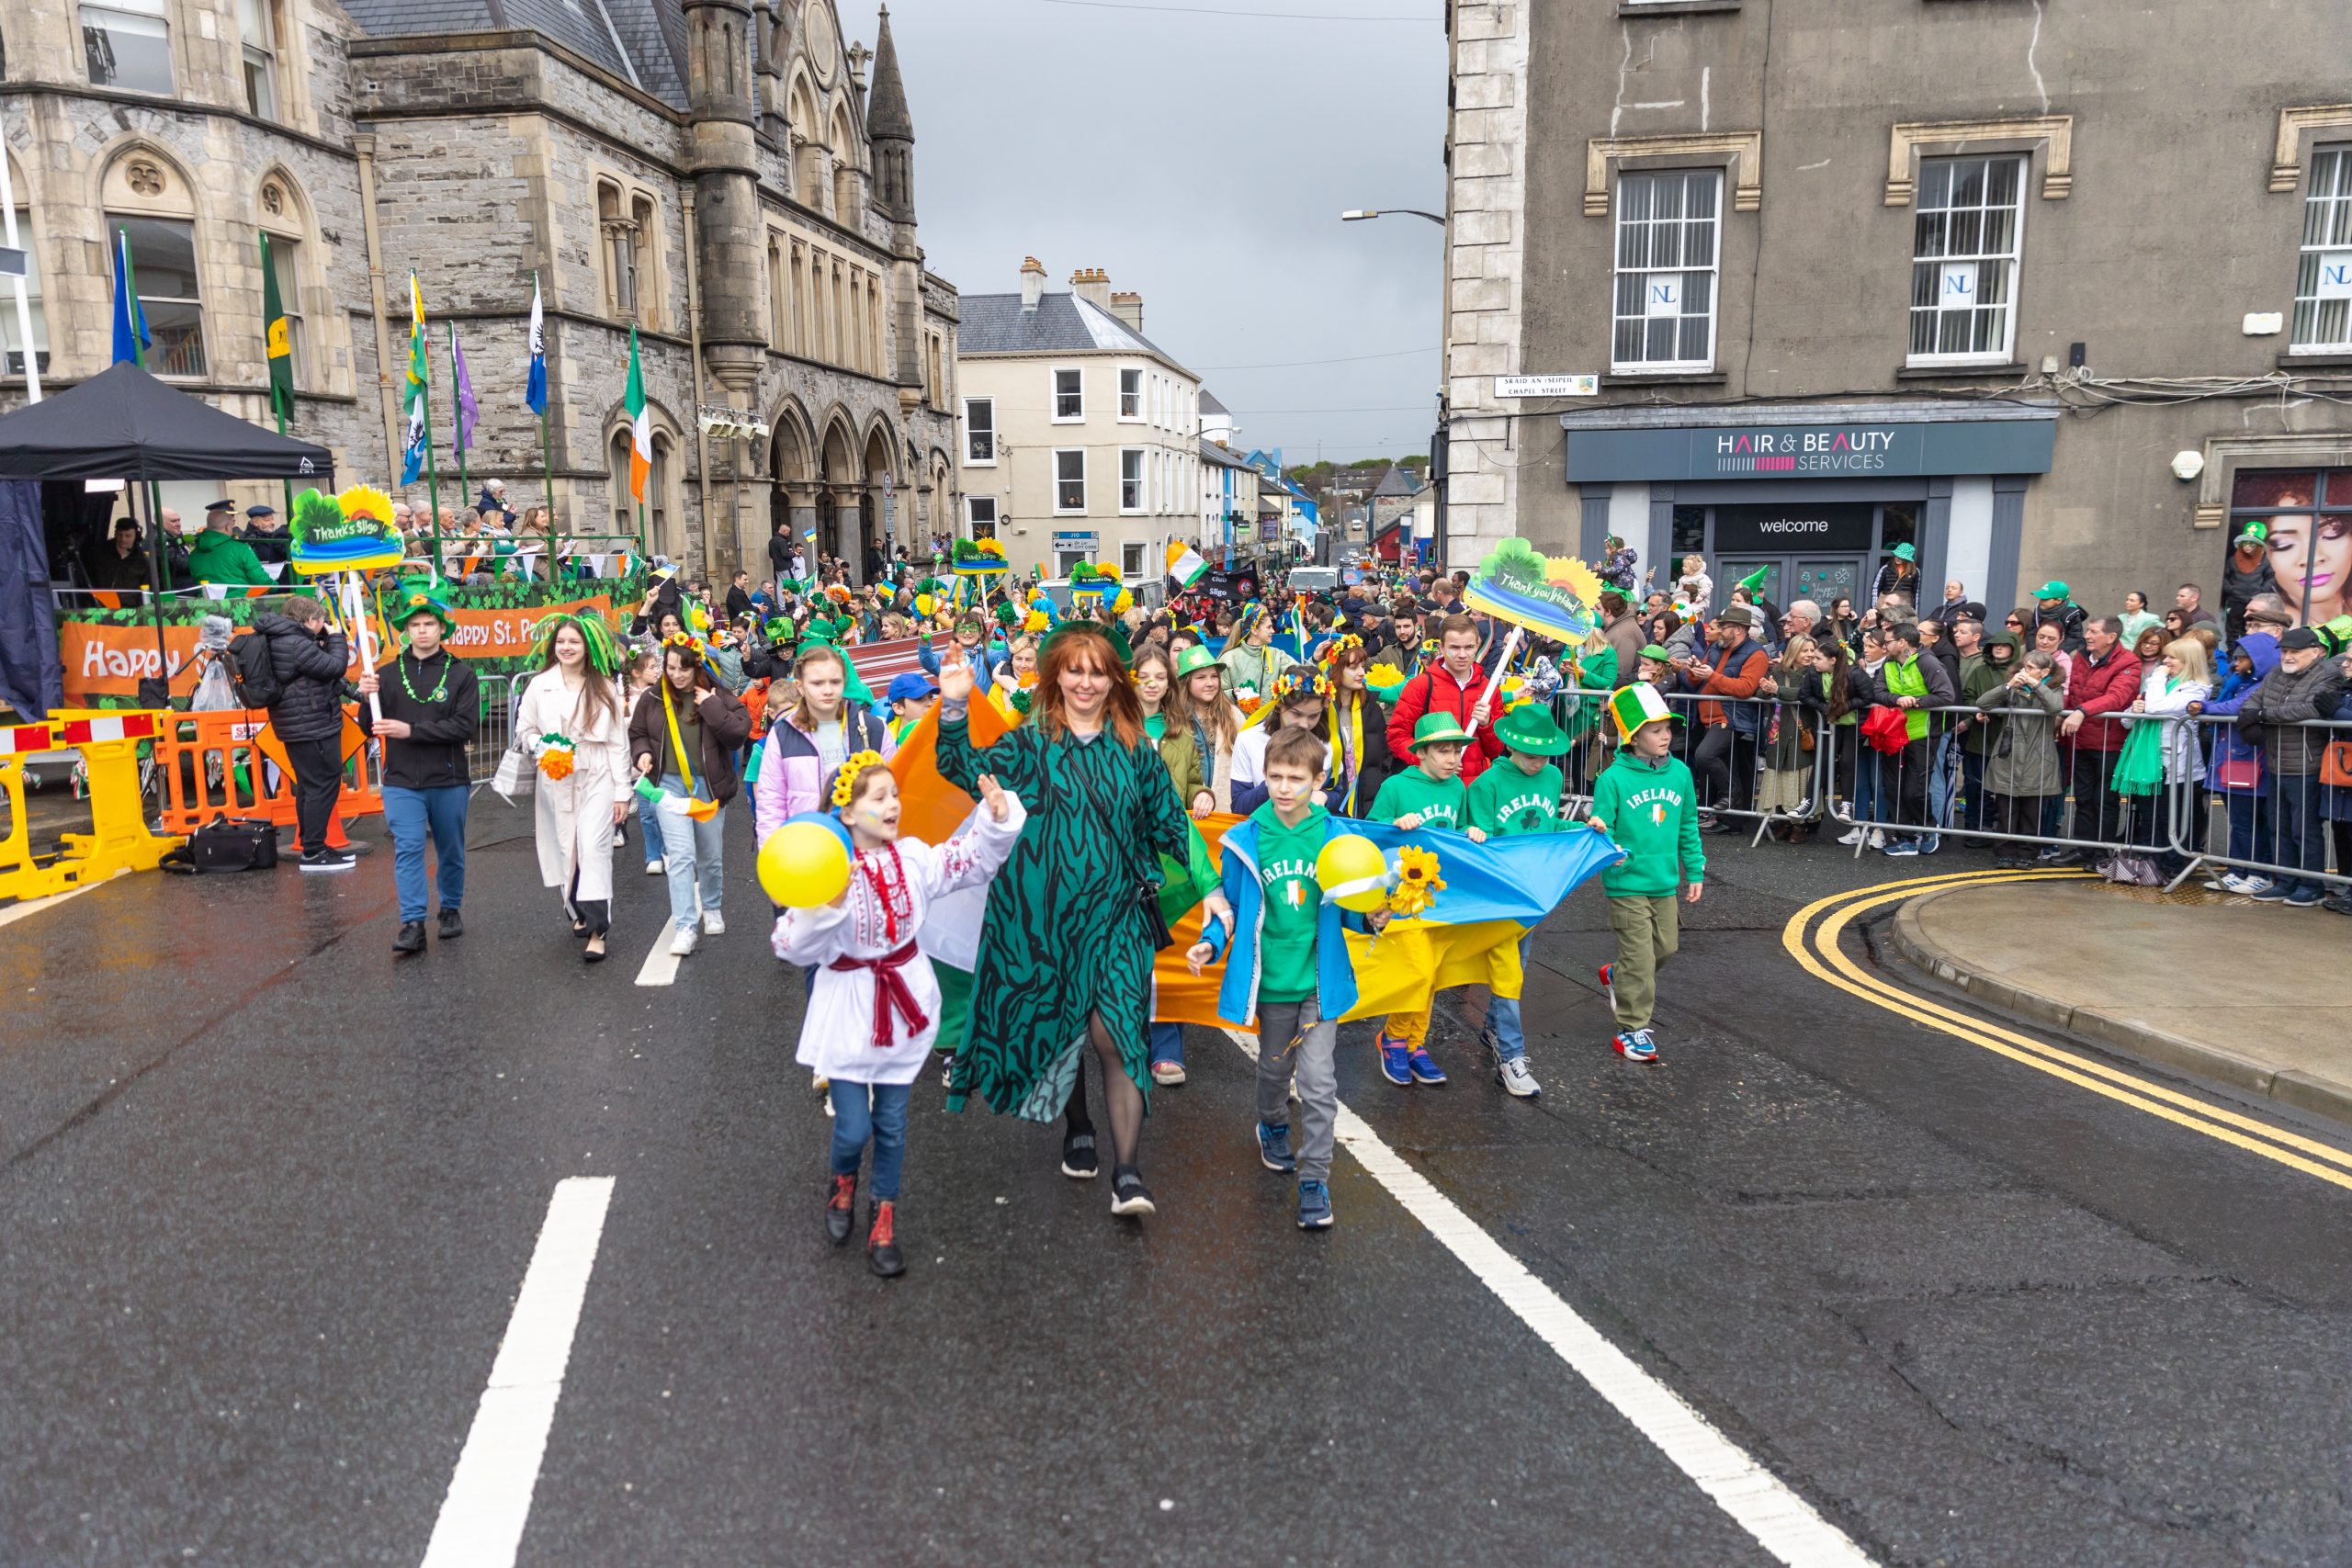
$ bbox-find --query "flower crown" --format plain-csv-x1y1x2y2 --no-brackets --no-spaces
1317,633,1364,665
1276,666,1332,703
831,750,888,808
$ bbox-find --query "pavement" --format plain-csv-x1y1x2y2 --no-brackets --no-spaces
1891,877,2352,1127
6,805,2352,1566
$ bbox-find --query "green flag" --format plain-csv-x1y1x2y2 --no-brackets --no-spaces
261,231,293,423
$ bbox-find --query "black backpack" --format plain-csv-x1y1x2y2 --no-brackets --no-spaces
159,816,279,874
226,630,283,710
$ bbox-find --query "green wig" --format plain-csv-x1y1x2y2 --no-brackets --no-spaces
528,611,622,676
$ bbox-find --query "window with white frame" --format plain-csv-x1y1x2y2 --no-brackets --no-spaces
263,231,302,388
1611,169,1720,371
2292,147,2352,354
117,216,204,377
966,494,996,539
1120,448,1145,513
82,0,173,95
1053,367,1083,421
1122,540,1146,579
237,0,279,118
1908,154,2024,363
4,209,46,378
963,397,995,464
1054,448,1085,513
1119,366,1143,420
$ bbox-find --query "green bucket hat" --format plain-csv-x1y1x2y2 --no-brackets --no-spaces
2032,580,2071,602
1408,710,1474,750
1892,543,1917,563
1639,642,1675,662
1493,704,1569,756
1171,644,1221,680
390,580,455,633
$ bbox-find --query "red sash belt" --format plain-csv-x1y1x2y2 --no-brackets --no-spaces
828,940,930,1048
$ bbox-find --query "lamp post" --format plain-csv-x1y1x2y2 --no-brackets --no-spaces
1341,207,1448,568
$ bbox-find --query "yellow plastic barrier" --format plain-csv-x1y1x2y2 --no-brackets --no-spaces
0,710,184,902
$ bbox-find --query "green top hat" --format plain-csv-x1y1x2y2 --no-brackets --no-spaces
1408,711,1474,750
2032,580,2071,601
390,580,454,633
1171,644,1220,680
1608,682,1679,743
1892,543,1917,563
2234,518,2270,547
1493,704,1569,756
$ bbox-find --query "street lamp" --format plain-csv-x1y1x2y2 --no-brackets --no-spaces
1340,209,1445,226
1342,209,1448,568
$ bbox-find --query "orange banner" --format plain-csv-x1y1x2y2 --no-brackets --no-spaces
439,594,616,660
62,615,391,702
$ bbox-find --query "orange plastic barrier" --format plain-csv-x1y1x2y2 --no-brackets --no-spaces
153,705,380,849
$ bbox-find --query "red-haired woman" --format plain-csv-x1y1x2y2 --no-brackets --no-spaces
935,623,1229,1217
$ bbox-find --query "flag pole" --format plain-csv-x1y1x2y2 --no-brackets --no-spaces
420,367,445,586
535,270,557,533
261,232,295,526
119,226,172,594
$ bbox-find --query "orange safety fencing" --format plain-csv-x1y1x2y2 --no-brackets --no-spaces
153,705,382,850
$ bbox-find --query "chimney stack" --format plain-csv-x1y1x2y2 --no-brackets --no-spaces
1020,255,1046,313
1069,266,1113,311
1109,290,1143,333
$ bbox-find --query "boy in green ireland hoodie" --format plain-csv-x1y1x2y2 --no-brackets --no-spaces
1468,704,1574,1100
1366,711,1488,1088
1585,684,1704,1065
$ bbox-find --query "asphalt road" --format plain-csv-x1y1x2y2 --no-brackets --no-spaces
5,801,2350,1567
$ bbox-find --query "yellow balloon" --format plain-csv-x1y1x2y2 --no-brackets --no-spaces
758,819,851,908
1315,832,1390,913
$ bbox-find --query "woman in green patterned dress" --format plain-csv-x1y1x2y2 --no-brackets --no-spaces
934,623,1230,1218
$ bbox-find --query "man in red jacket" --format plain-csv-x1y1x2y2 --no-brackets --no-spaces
1387,614,1508,783
2052,615,2143,858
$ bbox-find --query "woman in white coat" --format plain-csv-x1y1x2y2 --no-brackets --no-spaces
515,614,634,961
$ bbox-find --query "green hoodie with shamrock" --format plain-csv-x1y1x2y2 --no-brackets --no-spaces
1587,746,1704,897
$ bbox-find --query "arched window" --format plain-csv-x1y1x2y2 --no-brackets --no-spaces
830,107,859,220
609,427,636,539
649,434,674,555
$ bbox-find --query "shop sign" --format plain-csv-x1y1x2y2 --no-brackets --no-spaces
1563,415,2054,482
1710,503,1877,554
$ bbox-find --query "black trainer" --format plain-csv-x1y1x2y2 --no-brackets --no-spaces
300,847,356,872
1110,1166,1156,1217
392,920,426,954
436,908,464,939
1060,1131,1099,1180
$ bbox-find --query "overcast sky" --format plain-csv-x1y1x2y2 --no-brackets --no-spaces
854,0,1447,468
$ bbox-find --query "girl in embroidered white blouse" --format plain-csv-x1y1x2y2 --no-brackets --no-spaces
773,753,1023,1278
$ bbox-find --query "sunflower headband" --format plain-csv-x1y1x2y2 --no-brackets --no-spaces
831,750,888,808
1276,667,1332,703
1317,633,1364,665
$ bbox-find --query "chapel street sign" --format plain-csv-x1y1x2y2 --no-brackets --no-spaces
1562,414,2055,483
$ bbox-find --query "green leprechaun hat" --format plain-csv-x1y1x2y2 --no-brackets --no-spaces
1493,704,1570,756
390,579,455,633
1608,682,1679,744
1408,711,1474,750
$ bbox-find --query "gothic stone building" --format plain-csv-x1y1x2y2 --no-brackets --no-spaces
4,0,958,581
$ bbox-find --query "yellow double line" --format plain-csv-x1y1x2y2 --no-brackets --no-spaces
1783,868,2352,1192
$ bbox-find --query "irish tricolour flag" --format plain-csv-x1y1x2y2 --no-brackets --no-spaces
1166,539,1208,591
623,326,650,507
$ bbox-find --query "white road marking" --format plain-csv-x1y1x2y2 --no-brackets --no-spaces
419,1177,616,1568
1220,1027,1877,1568
0,877,107,931
633,920,682,987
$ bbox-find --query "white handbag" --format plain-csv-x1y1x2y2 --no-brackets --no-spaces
492,737,536,802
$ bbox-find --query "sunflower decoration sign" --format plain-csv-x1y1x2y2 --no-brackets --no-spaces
952,537,1008,578
1068,560,1132,614
1459,540,1605,736
288,485,404,576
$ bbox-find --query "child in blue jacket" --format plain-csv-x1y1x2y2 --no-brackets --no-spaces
1190,724,1385,1229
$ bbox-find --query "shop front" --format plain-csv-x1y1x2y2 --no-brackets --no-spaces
1564,401,2058,615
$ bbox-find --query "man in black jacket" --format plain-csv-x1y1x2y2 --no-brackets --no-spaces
255,597,356,870
357,586,480,951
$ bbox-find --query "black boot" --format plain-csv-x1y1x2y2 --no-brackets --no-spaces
824,1174,857,1245
437,908,464,939
392,920,427,954
866,1200,904,1278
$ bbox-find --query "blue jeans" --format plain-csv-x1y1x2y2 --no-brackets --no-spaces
637,790,664,868
1486,932,1535,1062
1852,748,1883,828
830,1080,911,1200
381,784,468,923
2223,788,2270,869
1148,1021,1185,1066
655,773,726,931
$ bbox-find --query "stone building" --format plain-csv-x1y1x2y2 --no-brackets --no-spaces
1443,0,2352,623
956,260,1204,581
3,0,958,583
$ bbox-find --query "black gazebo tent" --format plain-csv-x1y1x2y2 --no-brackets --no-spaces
0,363,334,714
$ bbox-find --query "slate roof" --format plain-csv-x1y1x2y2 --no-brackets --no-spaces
1373,461,1419,498
959,291,1192,374
1198,388,1229,416
343,0,687,106
1200,437,1252,469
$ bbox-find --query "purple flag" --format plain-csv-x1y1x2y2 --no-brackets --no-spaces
449,322,479,455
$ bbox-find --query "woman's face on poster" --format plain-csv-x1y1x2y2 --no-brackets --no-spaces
2267,514,2352,626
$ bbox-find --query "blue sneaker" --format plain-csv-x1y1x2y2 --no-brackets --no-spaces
1296,1179,1333,1229
2286,886,2324,908
1375,1032,1413,1085
1256,1121,1297,1173
1611,1029,1660,1065
2250,881,2294,903
1883,840,1920,858
1407,1046,1448,1085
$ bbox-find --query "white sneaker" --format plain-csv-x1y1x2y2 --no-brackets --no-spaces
646,857,665,875
1836,827,1864,847
702,909,726,935
1495,1055,1542,1099
1866,829,1887,850
668,924,699,956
